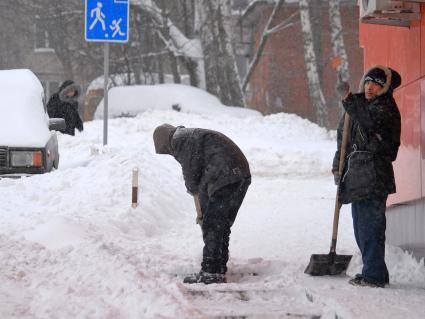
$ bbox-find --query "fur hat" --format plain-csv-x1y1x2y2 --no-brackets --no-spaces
359,65,402,97
153,124,177,154
58,80,81,102
388,68,401,92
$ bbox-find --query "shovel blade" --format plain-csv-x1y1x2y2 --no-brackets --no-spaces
304,253,352,276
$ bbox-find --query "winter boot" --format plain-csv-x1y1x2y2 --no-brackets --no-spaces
183,271,226,284
348,273,363,285
348,275,384,288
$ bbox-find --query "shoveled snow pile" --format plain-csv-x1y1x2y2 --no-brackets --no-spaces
0,90,424,318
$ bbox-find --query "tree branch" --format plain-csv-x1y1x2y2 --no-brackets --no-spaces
242,0,285,92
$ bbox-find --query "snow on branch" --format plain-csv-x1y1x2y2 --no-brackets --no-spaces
131,0,203,60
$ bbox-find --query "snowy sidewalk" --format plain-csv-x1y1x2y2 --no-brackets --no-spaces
0,110,424,318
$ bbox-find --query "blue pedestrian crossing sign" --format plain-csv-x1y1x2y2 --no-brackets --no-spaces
85,0,129,42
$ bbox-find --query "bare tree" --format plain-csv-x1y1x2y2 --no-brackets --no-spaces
310,0,324,82
329,0,350,83
159,9,182,84
132,0,205,88
2,0,247,107
7,0,82,79
179,0,200,87
329,0,351,118
299,0,329,128
196,0,245,106
133,0,245,106
242,0,285,92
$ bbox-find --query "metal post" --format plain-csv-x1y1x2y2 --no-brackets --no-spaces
103,42,109,145
132,167,139,208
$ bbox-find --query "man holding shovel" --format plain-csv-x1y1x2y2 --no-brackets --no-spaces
153,124,251,284
333,65,401,288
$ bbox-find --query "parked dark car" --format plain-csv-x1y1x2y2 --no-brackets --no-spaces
0,69,65,177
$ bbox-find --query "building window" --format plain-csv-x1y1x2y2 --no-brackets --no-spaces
34,20,54,52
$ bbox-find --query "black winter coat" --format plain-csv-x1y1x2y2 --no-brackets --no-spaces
170,127,251,196
333,68,401,203
47,80,83,136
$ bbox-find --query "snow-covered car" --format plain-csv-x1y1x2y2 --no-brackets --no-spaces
0,69,65,177
94,83,261,119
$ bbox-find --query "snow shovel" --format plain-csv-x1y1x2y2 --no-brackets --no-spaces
304,113,352,276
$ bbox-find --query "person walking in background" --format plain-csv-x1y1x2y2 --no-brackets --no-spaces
153,124,251,284
333,65,401,288
47,80,84,136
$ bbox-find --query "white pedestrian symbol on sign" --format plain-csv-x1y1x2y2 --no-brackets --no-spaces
89,2,106,31
85,0,129,42
110,18,125,37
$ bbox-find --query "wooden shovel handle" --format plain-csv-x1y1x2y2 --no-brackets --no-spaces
330,112,350,253
338,113,350,177
194,194,202,219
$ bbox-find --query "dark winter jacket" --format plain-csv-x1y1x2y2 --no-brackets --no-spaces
333,65,401,204
47,80,83,136
169,127,251,196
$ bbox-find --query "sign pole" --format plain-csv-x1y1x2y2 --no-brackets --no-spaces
103,42,109,146
85,0,129,146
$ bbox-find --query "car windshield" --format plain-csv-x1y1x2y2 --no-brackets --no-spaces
0,69,51,147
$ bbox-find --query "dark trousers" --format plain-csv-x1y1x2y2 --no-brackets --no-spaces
199,178,250,274
352,196,389,285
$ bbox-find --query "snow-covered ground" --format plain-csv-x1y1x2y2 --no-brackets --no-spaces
0,94,424,318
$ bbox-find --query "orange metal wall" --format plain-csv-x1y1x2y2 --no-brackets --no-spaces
359,5,425,205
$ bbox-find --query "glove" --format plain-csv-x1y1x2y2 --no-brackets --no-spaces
333,171,341,186
336,74,350,99
196,216,203,226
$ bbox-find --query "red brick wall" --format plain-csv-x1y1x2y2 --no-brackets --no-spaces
245,2,363,129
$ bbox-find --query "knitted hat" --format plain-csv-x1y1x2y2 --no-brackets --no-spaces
364,67,387,87
359,65,402,96
153,124,176,154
